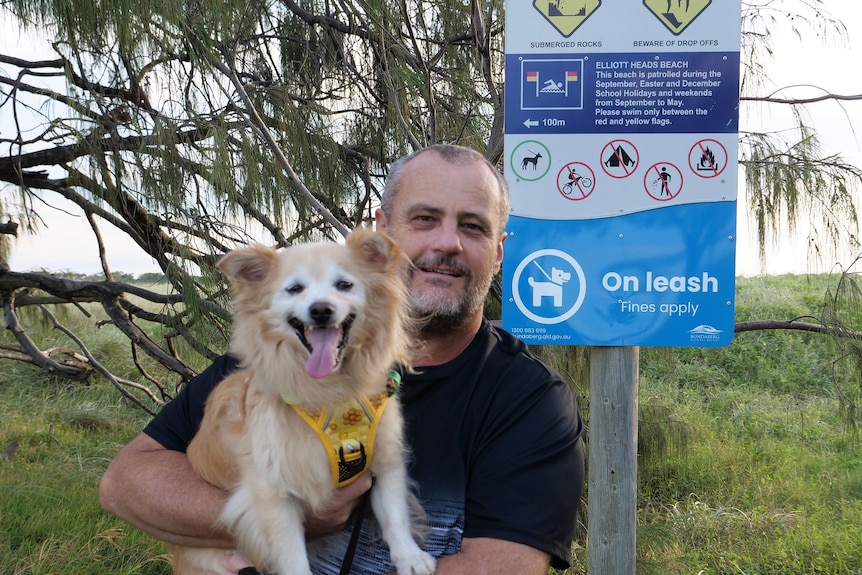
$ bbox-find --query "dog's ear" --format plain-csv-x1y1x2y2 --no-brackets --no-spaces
217,245,278,284
347,229,402,271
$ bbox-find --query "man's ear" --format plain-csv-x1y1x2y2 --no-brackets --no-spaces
495,231,506,270
374,208,387,230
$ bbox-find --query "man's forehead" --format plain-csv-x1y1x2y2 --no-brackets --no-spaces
397,167,500,206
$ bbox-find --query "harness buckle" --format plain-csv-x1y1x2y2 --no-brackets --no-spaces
338,440,367,483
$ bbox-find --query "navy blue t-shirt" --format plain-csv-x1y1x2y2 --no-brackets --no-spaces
144,320,584,572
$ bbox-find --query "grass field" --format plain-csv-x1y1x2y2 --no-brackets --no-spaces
1,274,861,574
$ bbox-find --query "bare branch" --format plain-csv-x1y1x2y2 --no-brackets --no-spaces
1,290,89,379
37,303,160,415
742,92,862,105
734,318,862,337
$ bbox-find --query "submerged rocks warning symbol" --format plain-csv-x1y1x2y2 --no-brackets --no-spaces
548,1,584,16
533,0,602,37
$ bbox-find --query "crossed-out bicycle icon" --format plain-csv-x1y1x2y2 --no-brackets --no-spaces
557,162,595,200
562,172,592,194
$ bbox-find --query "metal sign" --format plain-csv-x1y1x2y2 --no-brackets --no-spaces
502,0,741,347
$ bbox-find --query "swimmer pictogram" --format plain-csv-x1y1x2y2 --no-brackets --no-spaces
521,58,584,111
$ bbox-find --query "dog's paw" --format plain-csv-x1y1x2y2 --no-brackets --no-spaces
393,549,436,575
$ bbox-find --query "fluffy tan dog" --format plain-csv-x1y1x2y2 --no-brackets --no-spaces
170,229,436,575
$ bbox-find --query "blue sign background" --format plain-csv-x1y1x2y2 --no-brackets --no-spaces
502,202,736,347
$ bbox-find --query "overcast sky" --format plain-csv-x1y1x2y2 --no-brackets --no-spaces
734,1,862,275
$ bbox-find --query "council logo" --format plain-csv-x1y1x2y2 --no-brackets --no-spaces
689,324,722,342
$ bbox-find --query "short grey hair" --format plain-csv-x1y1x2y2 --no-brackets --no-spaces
381,144,510,232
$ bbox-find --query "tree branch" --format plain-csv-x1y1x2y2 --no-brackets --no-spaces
735,318,862,340
741,91,862,105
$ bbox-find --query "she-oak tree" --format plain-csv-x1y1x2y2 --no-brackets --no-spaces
1,0,861,416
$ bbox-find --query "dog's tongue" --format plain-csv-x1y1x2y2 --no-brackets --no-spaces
305,327,340,379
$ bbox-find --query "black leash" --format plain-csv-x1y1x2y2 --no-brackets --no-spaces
338,492,369,575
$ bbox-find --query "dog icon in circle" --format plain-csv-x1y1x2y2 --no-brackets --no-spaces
528,267,571,307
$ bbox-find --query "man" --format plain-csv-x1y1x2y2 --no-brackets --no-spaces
100,144,585,574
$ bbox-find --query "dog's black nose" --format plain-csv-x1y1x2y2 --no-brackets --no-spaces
309,302,335,325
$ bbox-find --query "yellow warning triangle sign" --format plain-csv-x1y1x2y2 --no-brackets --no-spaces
532,0,601,38
643,0,712,35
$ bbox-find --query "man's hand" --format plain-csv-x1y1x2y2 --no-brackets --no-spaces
305,470,372,539
200,550,254,575
207,472,373,574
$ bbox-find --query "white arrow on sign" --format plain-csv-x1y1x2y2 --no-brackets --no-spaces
523,119,539,129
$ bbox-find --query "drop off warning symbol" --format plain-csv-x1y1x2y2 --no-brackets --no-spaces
643,0,712,35
532,0,601,37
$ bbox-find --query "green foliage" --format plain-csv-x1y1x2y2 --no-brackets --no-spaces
2,0,510,378
3,274,862,574
550,274,862,574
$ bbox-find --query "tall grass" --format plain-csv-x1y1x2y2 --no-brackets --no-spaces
0,368,170,574
2,274,861,574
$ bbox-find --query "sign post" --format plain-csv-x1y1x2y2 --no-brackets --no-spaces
502,1,741,572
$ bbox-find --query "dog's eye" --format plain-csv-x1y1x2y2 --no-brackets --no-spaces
286,284,304,295
335,279,353,292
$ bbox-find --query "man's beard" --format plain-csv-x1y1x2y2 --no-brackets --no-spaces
408,255,493,337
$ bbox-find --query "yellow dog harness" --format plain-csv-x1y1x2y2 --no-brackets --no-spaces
284,371,401,486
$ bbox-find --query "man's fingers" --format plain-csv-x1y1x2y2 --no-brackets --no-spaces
222,550,255,572
305,470,372,539
335,470,372,503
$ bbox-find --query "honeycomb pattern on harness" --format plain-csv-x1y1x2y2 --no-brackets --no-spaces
342,408,362,426
368,391,388,411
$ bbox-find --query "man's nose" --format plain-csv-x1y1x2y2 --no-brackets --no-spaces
430,220,463,253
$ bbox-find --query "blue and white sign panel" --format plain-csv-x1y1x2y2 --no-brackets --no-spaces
502,0,741,347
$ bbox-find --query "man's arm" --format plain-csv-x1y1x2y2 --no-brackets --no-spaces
99,433,233,547
220,536,550,575
379,537,549,575
99,433,372,547
430,537,550,575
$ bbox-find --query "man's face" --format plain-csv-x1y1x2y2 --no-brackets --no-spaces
376,152,506,333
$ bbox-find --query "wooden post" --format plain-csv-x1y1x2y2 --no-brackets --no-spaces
588,346,638,574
